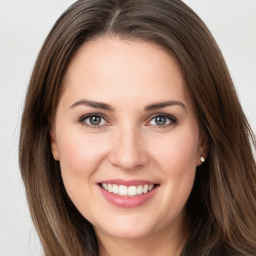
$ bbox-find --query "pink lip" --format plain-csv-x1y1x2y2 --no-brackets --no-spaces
98,182,159,208
98,179,155,186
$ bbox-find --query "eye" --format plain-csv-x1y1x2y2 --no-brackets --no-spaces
79,114,108,128
147,114,176,127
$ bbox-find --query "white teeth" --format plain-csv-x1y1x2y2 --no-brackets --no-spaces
101,183,156,197
112,184,119,194
143,184,148,193
102,183,108,190
128,186,136,196
137,185,143,195
108,184,113,193
119,185,127,196
149,184,154,191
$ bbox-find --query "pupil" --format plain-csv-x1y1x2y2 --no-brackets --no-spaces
156,116,166,125
90,116,101,125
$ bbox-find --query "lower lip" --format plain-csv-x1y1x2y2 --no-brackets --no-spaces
98,185,159,208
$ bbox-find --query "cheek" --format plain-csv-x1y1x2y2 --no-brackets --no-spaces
56,130,106,176
55,129,108,205
55,130,111,221
153,129,199,175
150,128,199,215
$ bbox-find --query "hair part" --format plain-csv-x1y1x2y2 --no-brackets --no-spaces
19,0,256,255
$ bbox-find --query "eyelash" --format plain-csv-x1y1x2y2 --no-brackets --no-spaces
78,113,177,129
146,113,177,128
79,113,109,129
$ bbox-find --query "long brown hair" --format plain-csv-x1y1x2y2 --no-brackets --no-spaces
19,0,256,255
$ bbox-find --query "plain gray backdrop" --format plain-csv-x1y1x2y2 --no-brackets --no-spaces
0,0,255,255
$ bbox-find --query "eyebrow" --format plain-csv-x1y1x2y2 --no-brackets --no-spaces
144,100,186,111
70,99,114,111
70,99,186,111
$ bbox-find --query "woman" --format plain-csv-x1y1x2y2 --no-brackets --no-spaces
19,0,256,255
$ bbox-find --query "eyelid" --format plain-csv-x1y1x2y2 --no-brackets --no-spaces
78,113,110,128
146,112,177,127
78,112,177,129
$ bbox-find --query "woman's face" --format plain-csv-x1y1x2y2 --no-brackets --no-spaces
51,37,206,241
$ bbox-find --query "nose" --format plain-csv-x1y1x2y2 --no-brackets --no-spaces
109,126,149,171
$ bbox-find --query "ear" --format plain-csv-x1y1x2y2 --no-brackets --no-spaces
196,129,208,166
50,128,59,161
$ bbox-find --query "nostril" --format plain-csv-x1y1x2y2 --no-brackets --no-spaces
108,131,149,170
109,147,149,171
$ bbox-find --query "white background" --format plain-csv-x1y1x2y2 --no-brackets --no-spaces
0,1,255,255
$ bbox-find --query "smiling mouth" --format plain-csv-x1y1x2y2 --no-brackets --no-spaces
99,183,159,197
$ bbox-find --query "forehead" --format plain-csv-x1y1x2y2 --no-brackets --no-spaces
61,37,192,108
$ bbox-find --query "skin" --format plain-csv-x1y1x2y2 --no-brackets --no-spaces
51,37,207,256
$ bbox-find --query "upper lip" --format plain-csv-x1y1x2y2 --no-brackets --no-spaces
97,179,157,186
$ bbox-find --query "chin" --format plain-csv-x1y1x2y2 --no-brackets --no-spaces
100,226,153,240
93,213,157,240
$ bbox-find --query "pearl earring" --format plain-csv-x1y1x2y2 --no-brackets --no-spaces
200,156,205,163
